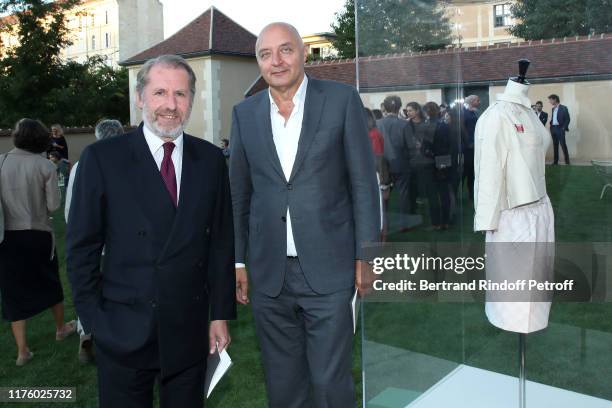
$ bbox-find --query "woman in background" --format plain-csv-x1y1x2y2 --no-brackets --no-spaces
0,119,75,367
424,102,451,229
365,108,390,240
49,123,69,160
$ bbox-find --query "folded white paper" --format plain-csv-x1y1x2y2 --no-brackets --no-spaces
351,288,360,334
204,348,232,398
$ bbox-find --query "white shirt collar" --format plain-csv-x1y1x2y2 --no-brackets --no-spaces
268,75,308,113
142,123,184,155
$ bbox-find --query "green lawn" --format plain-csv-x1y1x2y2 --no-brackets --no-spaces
1,164,611,407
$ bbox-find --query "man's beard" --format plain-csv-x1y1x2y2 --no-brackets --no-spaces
142,103,191,140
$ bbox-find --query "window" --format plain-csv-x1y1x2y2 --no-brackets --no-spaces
105,33,110,48
494,4,512,27
91,35,96,50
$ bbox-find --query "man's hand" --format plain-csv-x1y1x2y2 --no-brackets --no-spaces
209,320,230,354
235,267,249,305
355,260,375,297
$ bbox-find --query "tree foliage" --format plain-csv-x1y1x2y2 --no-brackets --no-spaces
331,0,452,58
0,0,129,128
330,0,356,58
509,0,612,40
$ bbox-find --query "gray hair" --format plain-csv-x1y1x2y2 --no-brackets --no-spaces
135,54,196,102
255,22,304,57
465,95,479,106
95,119,124,140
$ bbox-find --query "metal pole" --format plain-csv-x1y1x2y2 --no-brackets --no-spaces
519,333,526,408
353,0,360,91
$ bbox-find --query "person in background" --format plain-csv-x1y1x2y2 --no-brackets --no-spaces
380,102,387,117
548,94,571,165
0,119,76,367
372,109,383,120
406,101,436,225
64,118,124,364
48,150,71,203
49,124,69,160
220,138,230,160
462,95,480,202
439,103,449,119
446,106,466,223
365,107,390,240
534,101,548,127
424,102,451,230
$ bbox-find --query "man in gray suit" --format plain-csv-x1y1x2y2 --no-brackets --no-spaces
377,95,414,231
230,22,380,408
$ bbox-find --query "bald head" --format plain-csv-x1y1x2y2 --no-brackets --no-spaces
256,22,304,57
255,21,308,94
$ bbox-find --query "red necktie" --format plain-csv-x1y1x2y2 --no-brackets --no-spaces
161,142,177,207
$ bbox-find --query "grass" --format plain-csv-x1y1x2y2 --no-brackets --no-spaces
1,164,611,407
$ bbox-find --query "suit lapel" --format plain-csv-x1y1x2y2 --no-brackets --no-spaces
289,78,325,181
255,93,286,182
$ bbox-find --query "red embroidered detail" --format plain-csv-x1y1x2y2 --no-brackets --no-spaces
514,124,525,132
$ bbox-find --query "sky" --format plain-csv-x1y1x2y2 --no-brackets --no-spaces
161,0,347,39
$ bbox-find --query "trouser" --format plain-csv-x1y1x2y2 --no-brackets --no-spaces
462,149,474,201
391,172,414,229
96,347,205,408
432,177,451,226
412,164,439,226
550,126,570,164
251,258,355,408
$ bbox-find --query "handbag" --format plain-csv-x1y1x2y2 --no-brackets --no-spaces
434,154,452,169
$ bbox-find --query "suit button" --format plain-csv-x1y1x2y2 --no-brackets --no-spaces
150,300,157,308
287,183,293,190
281,216,286,222
138,231,146,237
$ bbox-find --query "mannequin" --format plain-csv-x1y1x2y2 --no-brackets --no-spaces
473,59,555,334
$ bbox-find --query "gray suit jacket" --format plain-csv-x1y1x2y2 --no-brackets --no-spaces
230,78,380,297
377,114,412,174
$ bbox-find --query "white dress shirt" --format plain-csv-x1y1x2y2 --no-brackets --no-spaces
235,76,308,269
270,76,308,257
551,106,559,125
143,124,184,203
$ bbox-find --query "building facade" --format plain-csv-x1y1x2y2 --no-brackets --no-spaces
448,0,518,47
303,32,338,59
1,0,164,67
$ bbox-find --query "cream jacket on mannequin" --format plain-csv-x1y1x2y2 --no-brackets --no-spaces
474,79,555,333
474,80,550,232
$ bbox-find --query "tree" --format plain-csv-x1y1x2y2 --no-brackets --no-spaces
0,0,81,126
331,0,452,58
0,0,129,127
330,0,356,58
509,0,612,40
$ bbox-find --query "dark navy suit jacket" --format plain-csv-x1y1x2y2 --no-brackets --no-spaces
66,124,235,378
550,104,570,131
